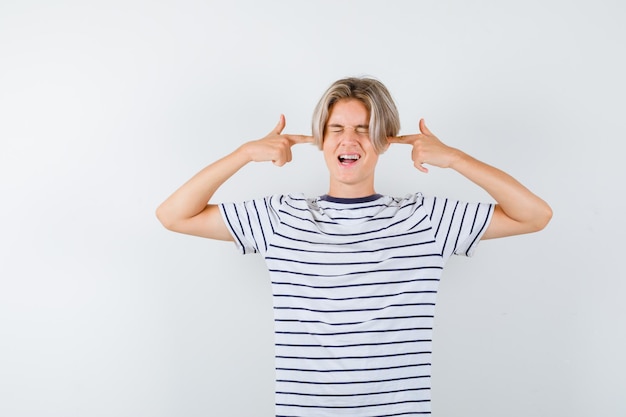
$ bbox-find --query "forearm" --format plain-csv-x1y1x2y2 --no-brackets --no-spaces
156,146,251,228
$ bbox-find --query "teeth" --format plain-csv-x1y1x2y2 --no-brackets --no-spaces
339,154,360,160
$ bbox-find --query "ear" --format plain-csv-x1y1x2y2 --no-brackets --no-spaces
315,133,324,150
378,135,392,154
375,140,390,155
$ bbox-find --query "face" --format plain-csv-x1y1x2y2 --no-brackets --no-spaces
322,98,381,198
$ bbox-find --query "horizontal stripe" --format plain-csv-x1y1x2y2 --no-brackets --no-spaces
275,339,431,349
277,386,430,398
275,315,434,327
272,277,439,290
276,399,430,409
269,240,436,254
276,350,432,361
275,326,431,337
266,253,440,267
277,413,430,417
274,290,436,302
274,303,435,314
274,227,433,247
276,374,430,385
277,412,430,417
277,362,431,373
269,266,443,278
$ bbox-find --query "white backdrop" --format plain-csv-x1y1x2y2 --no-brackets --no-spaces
1,1,624,416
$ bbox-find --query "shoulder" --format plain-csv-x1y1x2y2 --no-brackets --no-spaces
388,192,428,212
236,193,316,219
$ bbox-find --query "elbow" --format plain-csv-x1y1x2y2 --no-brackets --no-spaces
486,201,553,239
532,202,553,232
155,204,176,231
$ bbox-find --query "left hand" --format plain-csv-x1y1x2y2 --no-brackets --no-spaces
388,119,460,173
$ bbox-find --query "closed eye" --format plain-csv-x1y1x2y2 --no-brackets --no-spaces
326,124,369,134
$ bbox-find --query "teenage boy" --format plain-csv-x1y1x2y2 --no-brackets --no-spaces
157,77,552,416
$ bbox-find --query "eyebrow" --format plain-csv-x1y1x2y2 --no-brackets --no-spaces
327,123,369,128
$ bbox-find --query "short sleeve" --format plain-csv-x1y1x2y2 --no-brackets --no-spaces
421,195,494,259
219,195,282,255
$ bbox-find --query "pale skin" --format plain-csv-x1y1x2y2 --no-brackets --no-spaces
156,98,552,241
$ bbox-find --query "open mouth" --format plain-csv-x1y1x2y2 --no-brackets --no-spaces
338,154,361,165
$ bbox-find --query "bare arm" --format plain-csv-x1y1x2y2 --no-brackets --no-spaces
155,115,313,239
389,119,552,239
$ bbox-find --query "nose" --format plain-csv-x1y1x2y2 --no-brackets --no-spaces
340,127,361,142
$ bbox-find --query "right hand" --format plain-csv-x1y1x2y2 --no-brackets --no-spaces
388,118,460,173
242,115,314,166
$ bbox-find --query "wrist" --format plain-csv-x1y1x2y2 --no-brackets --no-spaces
447,147,467,169
234,142,255,164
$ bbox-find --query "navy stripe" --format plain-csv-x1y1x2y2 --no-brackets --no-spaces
439,200,459,256
277,412,430,417
274,303,435,314
273,290,437,302
271,278,439,290
277,386,430,398
433,197,444,237
470,203,480,234
279,210,426,237
465,204,493,255
276,350,432,361
268,266,443,278
275,339,431,349
273,227,433,247
221,206,247,253
266,253,440,267
276,399,430,409
277,413,431,417
252,199,268,252
452,203,469,254
276,374,430,385
242,203,261,252
276,326,432,337
275,315,434,327
269,239,435,254
264,197,276,235
277,363,431,373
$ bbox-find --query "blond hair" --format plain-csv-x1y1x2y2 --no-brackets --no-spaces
311,77,400,154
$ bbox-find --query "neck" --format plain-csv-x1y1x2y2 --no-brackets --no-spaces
327,182,376,199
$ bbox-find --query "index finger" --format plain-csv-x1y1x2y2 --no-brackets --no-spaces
388,135,415,144
286,134,315,144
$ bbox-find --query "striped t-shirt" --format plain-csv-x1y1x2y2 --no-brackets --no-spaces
220,193,493,417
